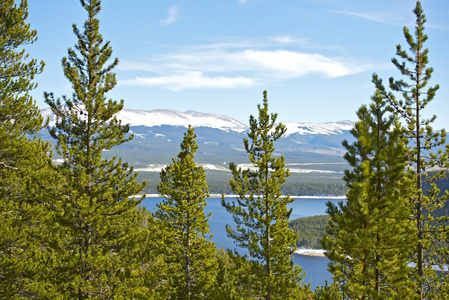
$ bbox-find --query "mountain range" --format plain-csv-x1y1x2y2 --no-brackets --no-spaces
41,108,354,136
39,108,354,188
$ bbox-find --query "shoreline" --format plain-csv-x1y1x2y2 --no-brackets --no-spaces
294,248,327,257
141,194,346,200
140,195,330,258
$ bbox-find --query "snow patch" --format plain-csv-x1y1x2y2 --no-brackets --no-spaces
133,133,146,139
53,158,64,164
294,249,326,257
201,164,230,172
283,120,354,136
289,168,340,174
236,164,340,174
134,164,167,172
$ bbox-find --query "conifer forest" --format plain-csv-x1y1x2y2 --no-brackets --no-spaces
1,0,448,299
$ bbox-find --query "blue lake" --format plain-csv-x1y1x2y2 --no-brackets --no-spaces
142,196,344,289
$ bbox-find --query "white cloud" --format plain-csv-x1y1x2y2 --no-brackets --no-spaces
271,35,315,48
120,71,256,91
273,35,295,44
160,5,179,25
239,49,360,78
238,0,248,4
126,50,366,77
119,38,371,90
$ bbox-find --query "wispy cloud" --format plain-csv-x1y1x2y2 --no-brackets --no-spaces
272,35,296,44
239,50,364,78
120,71,255,91
332,8,448,30
238,0,248,4
331,10,392,24
119,38,371,90
271,35,313,47
160,5,179,25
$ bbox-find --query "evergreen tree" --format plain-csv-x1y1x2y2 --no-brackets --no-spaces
312,281,342,300
155,126,218,299
212,248,248,300
44,0,145,298
0,0,55,297
322,88,416,299
132,205,166,299
222,91,309,299
0,0,44,135
373,2,448,297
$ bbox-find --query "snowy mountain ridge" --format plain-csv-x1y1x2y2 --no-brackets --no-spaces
41,108,249,133
283,120,354,136
40,108,354,135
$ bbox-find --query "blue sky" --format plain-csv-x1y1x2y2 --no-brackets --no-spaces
27,0,449,129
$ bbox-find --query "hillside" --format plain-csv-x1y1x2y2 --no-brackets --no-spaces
40,108,353,195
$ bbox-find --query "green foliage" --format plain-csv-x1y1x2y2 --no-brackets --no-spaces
211,249,251,300
2,0,448,298
289,215,329,249
373,2,449,297
0,0,45,135
0,0,57,298
323,88,416,299
312,281,342,300
155,126,218,299
43,0,146,297
430,174,449,219
222,91,310,299
128,206,170,299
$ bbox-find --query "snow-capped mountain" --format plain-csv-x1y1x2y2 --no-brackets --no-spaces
283,121,354,136
41,108,249,133
118,109,250,133
39,108,355,167
41,107,354,136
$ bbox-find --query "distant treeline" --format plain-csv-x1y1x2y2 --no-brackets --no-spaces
143,181,348,197
281,183,347,197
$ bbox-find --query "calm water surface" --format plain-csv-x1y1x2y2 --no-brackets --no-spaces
142,196,343,289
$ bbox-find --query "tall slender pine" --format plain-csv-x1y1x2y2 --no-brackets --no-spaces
44,0,145,298
373,2,448,297
222,91,309,299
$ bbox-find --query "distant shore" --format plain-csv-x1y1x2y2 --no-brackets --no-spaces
141,194,346,199
294,249,327,257
141,195,330,258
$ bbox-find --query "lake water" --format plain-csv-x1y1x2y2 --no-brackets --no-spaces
142,196,344,289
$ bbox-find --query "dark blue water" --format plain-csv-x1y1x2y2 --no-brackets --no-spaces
142,196,343,289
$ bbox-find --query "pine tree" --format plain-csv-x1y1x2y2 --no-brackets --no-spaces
373,2,448,297
155,126,218,299
0,0,55,297
312,281,342,300
222,91,309,299
0,0,45,130
131,205,166,299
322,88,416,299
44,0,145,298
